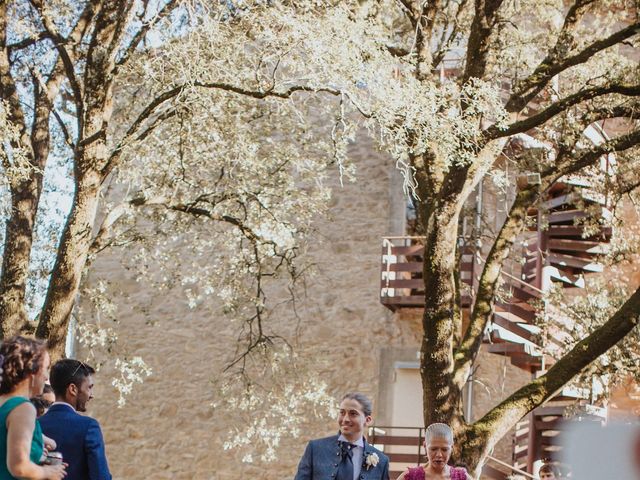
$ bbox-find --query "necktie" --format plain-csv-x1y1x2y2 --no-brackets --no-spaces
336,442,354,480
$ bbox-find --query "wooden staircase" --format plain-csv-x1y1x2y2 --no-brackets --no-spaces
379,176,612,477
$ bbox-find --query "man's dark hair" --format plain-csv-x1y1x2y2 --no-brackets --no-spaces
49,359,95,397
341,392,373,417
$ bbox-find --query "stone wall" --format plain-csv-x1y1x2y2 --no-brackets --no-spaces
81,136,414,479
79,137,639,479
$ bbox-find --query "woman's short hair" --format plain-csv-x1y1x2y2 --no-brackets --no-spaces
0,336,47,394
425,423,454,445
341,392,373,417
539,463,559,476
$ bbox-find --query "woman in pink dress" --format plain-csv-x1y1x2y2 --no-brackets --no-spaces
396,423,472,480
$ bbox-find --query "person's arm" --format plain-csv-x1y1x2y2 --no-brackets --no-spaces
293,441,313,480
85,420,112,480
6,402,66,480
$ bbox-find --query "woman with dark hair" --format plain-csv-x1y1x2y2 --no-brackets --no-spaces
0,336,66,479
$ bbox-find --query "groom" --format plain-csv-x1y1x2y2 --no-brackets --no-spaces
294,392,390,480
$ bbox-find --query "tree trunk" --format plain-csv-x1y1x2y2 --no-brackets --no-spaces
36,169,103,359
0,184,40,336
421,199,465,428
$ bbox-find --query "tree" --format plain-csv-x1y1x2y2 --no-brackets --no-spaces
2,0,640,474
298,0,639,474
0,0,335,363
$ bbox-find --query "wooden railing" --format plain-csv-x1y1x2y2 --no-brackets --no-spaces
368,426,425,478
380,237,477,310
369,426,531,479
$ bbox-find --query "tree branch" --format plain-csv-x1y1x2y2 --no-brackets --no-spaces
115,0,180,67
415,0,443,80
453,185,538,387
101,81,368,180
462,0,505,82
433,0,470,68
547,127,640,181
505,14,640,113
485,83,640,140
28,0,85,138
474,284,640,455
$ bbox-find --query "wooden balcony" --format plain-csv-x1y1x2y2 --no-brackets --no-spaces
380,237,475,311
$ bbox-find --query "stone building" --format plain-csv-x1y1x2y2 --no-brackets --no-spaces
79,124,638,480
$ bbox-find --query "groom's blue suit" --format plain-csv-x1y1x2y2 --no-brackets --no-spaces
294,434,390,480
39,403,112,480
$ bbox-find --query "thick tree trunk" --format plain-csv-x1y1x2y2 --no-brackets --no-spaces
0,68,52,337
421,199,465,427
0,185,40,335
36,170,103,359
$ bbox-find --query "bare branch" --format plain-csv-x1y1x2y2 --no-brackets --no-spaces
506,14,640,113
433,0,470,68
485,83,640,140
101,81,369,181
474,284,640,456
28,0,85,137
548,127,640,180
116,0,181,67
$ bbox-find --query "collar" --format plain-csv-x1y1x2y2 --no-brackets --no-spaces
338,434,365,448
51,401,76,412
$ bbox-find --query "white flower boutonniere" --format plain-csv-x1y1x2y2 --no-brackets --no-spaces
364,452,380,470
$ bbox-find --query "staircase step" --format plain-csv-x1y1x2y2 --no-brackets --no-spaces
492,313,538,343
534,405,566,416
547,225,612,238
548,209,589,224
542,190,608,210
547,266,585,288
495,302,537,323
548,253,604,272
548,238,608,254
555,176,593,188
508,284,541,302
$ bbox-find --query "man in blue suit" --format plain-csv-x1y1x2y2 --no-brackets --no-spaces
39,359,112,480
294,392,390,480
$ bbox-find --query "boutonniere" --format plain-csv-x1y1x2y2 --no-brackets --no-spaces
364,452,379,470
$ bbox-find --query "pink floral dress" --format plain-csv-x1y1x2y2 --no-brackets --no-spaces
404,466,468,480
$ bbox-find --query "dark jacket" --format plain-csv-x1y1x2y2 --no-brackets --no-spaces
39,404,112,480
294,434,390,480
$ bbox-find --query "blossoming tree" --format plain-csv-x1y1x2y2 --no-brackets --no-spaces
1,0,640,473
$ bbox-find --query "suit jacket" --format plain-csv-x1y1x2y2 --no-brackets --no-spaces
294,434,390,480
39,404,112,480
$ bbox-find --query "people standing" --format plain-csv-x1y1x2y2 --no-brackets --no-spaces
294,392,390,480
396,423,472,480
39,360,111,480
0,336,66,480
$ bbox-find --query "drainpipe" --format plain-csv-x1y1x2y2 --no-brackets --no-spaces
465,179,483,422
